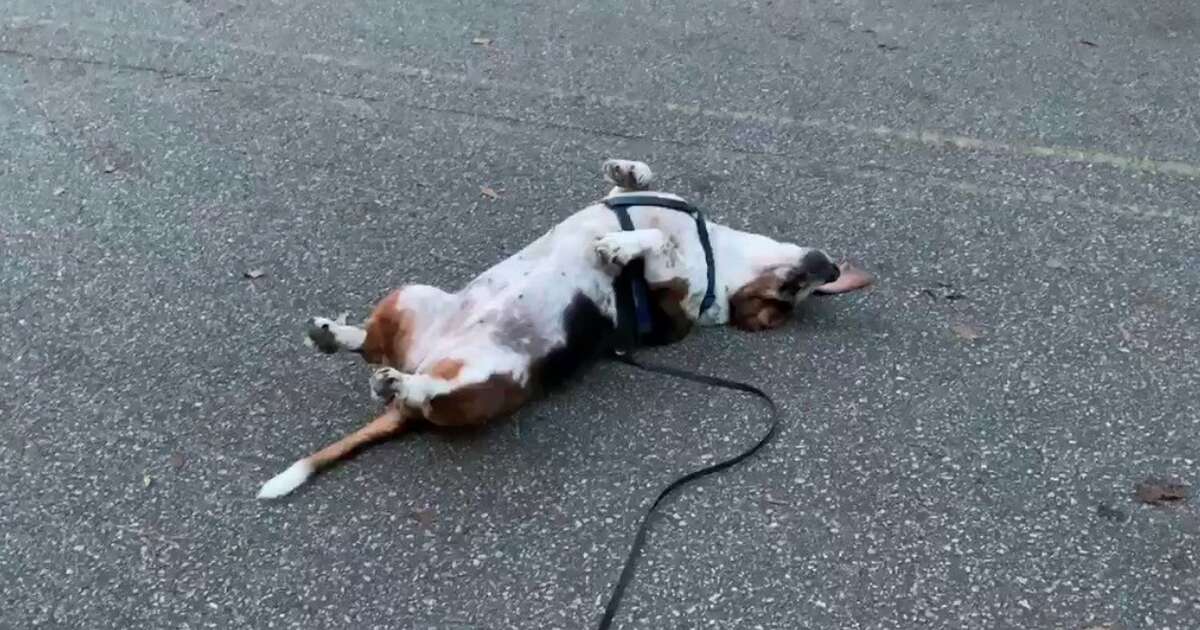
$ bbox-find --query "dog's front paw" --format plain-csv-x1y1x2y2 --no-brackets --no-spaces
603,159,654,190
594,234,640,268
370,367,404,402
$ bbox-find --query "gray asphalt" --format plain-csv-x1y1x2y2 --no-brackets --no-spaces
3,2,1199,629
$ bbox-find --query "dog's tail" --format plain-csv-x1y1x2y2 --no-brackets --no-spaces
305,317,365,354
256,459,315,499
257,406,410,499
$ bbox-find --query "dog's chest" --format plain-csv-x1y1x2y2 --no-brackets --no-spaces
450,233,616,352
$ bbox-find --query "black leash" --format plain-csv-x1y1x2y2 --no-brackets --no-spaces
594,193,784,629
595,350,782,630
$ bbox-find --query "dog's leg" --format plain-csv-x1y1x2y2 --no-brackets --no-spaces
595,227,693,339
602,159,654,196
593,229,682,282
371,365,527,428
305,316,366,354
256,405,411,499
593,229,664,268
370,367,453,406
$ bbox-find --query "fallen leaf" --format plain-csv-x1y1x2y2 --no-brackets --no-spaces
102,164,117,173
169,453,186,469
243,269,265,279
1135,479,1189,505
920,282,966,301
52,187,66,196
480,186,500,200
411,508,436,528
471,37,493,46
1046,257,1067,270
143,474,153,488
951,322,982,341
762,494,791,507
1095,502,1127,522
1169,551,1193,572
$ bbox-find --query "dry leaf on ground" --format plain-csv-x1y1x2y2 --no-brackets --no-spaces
951,322,982,341
243,269,265,279
480,186,500,200
411,508,436,528
1134,479,1189,505
1095,503,1127,522
920,281,965,301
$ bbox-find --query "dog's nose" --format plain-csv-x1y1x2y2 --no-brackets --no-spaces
802,250,840,285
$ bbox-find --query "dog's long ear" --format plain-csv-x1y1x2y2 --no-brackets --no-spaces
813,263,874,295
729,275,794,331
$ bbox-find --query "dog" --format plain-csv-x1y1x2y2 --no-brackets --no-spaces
257,159,872,498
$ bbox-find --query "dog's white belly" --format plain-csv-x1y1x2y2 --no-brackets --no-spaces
415,217,619,383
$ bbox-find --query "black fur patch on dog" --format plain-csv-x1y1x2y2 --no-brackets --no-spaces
531,292,617,390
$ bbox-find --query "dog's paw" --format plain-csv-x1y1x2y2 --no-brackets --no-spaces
305,317,342,354
594,234,642,268
305,314,363,353
602,159,654,190
370,367,404,401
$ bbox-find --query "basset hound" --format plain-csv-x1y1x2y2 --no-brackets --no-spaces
257,159,872,498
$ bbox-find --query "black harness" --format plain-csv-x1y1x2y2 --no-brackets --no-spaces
603,195,717,348
595,195,783,630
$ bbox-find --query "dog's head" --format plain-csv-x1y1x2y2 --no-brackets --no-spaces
727,246,872,331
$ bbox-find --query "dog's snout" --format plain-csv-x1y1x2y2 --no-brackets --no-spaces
823,261,840,285
802,250,840,285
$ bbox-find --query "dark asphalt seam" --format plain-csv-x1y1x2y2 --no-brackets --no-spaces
0,47,189,80
9,16,1200,179
3,47,1194,229
0,47,757,154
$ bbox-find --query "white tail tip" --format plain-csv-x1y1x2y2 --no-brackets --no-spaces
257,460,314,499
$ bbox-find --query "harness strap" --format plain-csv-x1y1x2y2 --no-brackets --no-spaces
609,204,655,340
602,196,717,319
596,351,782,630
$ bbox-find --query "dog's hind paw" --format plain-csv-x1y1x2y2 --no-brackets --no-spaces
305,315,365,353
370,367,404,402
305,318,342,354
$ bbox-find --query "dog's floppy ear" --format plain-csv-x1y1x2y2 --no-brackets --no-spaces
728,274,794,331
813,263,873,295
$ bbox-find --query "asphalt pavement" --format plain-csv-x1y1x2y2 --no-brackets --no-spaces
2,1,1199,628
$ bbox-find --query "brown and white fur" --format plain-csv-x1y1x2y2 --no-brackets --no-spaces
257,159,871,498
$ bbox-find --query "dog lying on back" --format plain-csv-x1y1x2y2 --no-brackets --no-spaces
257,159,872,498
